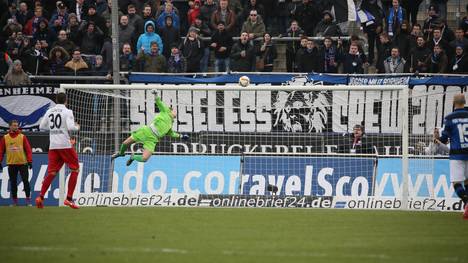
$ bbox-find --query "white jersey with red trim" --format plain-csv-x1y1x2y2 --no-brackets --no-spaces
39,104,79,150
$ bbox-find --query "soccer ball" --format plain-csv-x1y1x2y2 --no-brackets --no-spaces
238,76,250,87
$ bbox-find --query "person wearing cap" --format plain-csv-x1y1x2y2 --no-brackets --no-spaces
450,45,468,73
84,3,107,35
211,21,233,72
314,10,341,37
179,26,204,72
49,1,69,30
137,21,163,55
167,45,187,73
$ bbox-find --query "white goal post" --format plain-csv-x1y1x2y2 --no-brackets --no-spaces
58,83,447,210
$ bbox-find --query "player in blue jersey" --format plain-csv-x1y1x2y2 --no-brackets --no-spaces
437,93,468,219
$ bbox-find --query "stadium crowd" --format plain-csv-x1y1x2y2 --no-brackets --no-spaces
0,0,467,84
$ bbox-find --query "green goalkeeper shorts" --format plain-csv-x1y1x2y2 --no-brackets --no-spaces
131,125,159,152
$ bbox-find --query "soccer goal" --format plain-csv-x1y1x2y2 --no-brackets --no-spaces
58,83,458,210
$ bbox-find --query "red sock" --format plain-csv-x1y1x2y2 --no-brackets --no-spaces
67,171,78,200
40,172,56,198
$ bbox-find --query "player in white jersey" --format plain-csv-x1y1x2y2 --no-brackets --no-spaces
36,93,80,209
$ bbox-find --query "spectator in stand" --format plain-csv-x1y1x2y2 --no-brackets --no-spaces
376,32,392,73
241,9,266,41
137,21,163,55
430,0,447,20
439,19,456,44
119,15,136,51
4,60,31,86
339,124,375,154
425,127,449,155
179,27,204,72
460,4,468,38
211,21,233,72
241,0,265,23
257,32,277,72
49,46,70,75
93,54,111,77
451,28,468,51
393,21,411,61
64,48,89,74
343,43,364,74
167,45,187,73
127,4,144,35
320,37,340,73
384,47,406,73
409,36,431,73
17,2,33,27
188,0,202,26
137,41,167,72
295,36,309,71
78,21,104,55
409,24,423,51
210,0,236,34
0,49,13,82
23,39,49,75
200,0,217,26
142,3,156,26
52,30,76,55
70,0,87,22
3,19,23,43
33,19,56,48
451,46,468,74
49,2,69,33
297,39,321,73
401,0,422,26
159,16,180,59
423,5,441,41
100,37,113,72
157,3,180,30
96,0,110,18
85,4,107,35
427,27,451,59
230,32,255,72
314,10,342,37
294,0,320,36
424,44,448,73
24,6,48,36
155,0,180,18
387,0,406,39
192,16,211,72
66,13,80,45
120,43,136,72
284,20,304,72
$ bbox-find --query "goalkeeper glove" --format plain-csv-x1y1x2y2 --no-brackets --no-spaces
180,134,190,141
28,162,32,169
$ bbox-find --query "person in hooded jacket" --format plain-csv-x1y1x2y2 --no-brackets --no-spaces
137,20,163,55
314,10,341,37
450,45,468,73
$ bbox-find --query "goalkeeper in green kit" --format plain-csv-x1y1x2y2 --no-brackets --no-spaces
111,90,189,166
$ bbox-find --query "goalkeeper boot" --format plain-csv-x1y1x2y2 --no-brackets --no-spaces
35,197,44,209
463,203,468,220
64,199,80,209
126,156,134,166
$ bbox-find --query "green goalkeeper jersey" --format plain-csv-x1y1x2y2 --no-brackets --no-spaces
152,96,180,139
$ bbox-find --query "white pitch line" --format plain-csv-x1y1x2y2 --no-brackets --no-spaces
0,246,187,254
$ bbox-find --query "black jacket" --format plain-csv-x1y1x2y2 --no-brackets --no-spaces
211,30,233,59
230,40,255,72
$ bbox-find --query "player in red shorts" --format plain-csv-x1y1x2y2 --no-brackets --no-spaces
37,93,80,209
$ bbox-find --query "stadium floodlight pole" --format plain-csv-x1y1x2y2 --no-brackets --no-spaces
400,88,410,210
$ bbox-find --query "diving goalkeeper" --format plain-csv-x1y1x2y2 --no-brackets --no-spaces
112,90,189,166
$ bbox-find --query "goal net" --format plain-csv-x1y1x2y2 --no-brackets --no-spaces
59,83,460,210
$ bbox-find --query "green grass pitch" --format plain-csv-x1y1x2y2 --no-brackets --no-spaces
1,207,467,263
